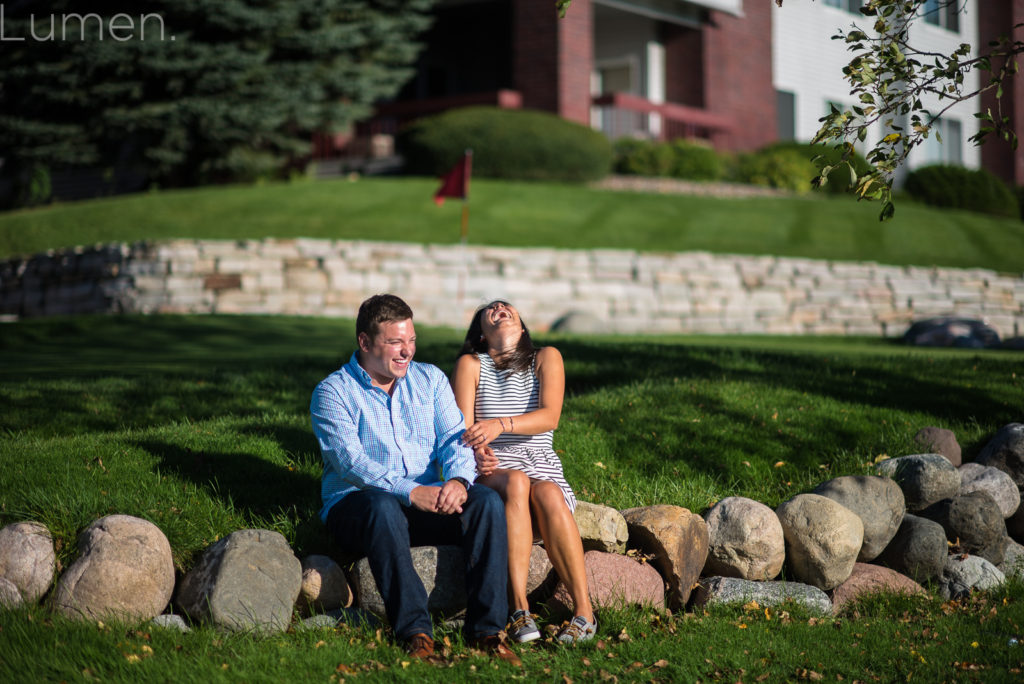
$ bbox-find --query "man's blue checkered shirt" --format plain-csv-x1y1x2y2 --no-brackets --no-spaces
311,352,477,522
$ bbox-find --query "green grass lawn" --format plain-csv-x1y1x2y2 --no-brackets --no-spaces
2,314,1022,682
2,177,1023,272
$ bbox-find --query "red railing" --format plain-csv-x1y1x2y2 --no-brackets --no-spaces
591,92,733,142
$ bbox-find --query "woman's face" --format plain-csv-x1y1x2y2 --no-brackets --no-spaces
479,300,522,338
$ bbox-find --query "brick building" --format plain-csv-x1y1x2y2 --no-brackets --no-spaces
351,0,1023,187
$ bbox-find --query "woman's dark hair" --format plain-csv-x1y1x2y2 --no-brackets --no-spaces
458,300,537,373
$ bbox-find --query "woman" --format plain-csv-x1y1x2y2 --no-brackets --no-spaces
451,300,596,645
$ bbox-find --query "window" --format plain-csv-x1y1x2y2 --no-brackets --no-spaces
777,90,796,141
922,0,959,32
919,117,963,164
824,0,861,13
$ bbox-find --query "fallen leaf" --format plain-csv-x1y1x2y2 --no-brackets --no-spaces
594,462,606,469
773,461,786,468
652,659,669,668
743,600,760,611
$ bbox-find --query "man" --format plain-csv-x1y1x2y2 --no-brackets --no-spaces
311,294,518,665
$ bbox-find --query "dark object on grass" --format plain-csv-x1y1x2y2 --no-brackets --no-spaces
902,317,1000,348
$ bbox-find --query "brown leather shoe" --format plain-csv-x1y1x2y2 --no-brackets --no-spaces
467,634,522,667
405,633,434,660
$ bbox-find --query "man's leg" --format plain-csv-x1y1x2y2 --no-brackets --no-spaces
403,484,509,637
458,484,510,638
325,490,432,640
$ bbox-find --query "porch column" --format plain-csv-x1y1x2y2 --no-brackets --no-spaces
513,0,593,124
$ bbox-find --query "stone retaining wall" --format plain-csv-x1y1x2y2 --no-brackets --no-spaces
2,239,1023,337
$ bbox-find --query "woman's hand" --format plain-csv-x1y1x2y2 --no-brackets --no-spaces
474,445,498,476
463,418,505,449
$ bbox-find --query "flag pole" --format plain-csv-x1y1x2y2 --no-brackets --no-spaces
459,149,472,245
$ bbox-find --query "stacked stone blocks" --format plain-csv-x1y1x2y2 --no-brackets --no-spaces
1,239,1022,337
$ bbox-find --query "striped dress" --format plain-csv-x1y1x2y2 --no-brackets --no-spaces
475,352,577,512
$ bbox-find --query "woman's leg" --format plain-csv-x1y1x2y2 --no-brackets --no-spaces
476,468,533,612
529,480,594,622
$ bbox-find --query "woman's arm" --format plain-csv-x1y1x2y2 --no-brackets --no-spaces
451,353,481,428
452,354,498,472
503,345,564,434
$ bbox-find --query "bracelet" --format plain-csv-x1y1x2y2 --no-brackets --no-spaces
497,417,507,432
509,416,515,432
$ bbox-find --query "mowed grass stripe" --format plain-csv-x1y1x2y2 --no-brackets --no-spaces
2,177,1023,272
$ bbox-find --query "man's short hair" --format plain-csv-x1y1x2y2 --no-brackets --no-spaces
356,294,414,342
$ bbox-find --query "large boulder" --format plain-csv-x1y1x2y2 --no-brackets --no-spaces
775,494,863,591
177,529,301,633
874,513,947,583
574,501,629,554
52,515,174,623
903,317,1000,349
958,463,1020,518
348,545,466,621
690,576,832,616
914,427,961,467
1000,538,1024,579
812,476,905,562
975,424,1024,487
545,550,664,616
298,555,352,617
828,563,926,614
876,454,960,511
0,521,56,603
620,504,709,609
938,555,1005,600
702,497,785,580
919,491,1007,565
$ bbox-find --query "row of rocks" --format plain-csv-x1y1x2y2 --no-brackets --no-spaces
2,423,1023,631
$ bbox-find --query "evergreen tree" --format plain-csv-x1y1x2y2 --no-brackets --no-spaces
0,0,434,198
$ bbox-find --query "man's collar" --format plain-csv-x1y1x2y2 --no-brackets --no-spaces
346,351,408,390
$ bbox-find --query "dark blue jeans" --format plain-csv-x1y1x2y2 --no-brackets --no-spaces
326,485,508,641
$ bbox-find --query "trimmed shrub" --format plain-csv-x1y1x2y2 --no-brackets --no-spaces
761,142,874,194
613,138,673,177
399,107,612,183
730,147,815,194
613,138,724,181
668,139,723,181
904,165,1018,218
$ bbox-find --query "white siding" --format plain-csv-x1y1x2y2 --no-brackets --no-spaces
772,1,980,172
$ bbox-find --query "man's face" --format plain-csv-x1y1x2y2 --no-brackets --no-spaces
358,318,416,387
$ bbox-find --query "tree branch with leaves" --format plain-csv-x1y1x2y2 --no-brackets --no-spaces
778,0,1022,219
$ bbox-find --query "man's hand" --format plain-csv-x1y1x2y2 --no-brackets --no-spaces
436,479,467,515
474,445,498,477
409,485,442,512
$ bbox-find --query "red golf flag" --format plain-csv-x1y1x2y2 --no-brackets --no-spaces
434,150,472,206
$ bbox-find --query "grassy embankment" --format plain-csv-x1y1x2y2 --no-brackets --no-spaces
1,176,1023,273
